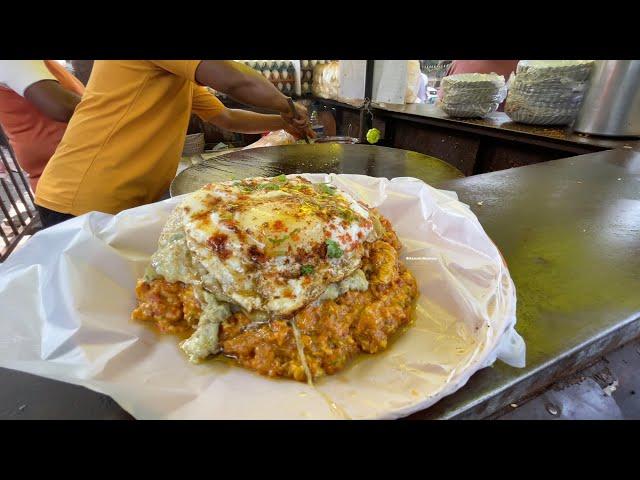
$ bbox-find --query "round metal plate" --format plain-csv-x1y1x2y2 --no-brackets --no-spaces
170,144,463,197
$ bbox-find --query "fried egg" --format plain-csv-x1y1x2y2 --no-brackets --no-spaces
179,175,377,316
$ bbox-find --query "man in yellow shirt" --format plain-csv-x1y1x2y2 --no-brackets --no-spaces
35,60,312,227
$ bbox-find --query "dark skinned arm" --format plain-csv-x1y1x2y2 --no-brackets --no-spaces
194,61,311,135
210,109,288,134
24,79,81,123
195,61,289,113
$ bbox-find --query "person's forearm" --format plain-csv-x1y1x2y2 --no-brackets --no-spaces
213,109,286,134
195,61,290,114
24,80,81,122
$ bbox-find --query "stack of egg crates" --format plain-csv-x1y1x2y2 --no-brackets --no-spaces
505,60,595,126
439,73,507,118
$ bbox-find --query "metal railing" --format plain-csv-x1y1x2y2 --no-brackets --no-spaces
0,128,41,261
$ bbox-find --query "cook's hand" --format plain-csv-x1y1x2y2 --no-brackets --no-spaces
280,102,315,138
284,122,316,140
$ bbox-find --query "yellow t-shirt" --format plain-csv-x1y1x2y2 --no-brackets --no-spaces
35,60,225,215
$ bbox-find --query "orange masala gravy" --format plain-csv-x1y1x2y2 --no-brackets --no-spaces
132,212,417,382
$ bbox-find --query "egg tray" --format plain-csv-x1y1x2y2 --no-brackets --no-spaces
508,83,588,102
505,88,587,126
505,71,590,126
515,60,595,84
440,90,505,104
300,69,316,96
506,89,586,107
441,73,506,90
439,73,506,113
264,78,295,94
505,100,583,126
505,110,579,126
300,68,315,82
301,61,335,96
439,101,500,119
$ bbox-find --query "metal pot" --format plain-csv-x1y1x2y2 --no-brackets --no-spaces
573,61,640,138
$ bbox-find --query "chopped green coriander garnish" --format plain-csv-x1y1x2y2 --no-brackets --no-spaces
268,229,300,246
300,265,314,275
317,183,337,195
268,236,287,246
338,208,357,222
326,239,343,258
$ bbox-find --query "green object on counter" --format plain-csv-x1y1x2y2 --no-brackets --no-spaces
366,128,381,144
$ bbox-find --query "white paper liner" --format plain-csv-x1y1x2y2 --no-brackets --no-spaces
0,174,525,419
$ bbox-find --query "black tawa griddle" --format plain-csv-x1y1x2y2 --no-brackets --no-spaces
170,144,463,197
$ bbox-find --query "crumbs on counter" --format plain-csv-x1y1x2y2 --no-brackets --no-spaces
457,116,570,139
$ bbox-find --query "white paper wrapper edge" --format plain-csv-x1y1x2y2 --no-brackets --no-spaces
0,174,525,419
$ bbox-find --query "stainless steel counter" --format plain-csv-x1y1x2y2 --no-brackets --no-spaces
409,148,640,418
373,102,640,152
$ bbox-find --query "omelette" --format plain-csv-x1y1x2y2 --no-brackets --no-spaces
132,175,417,382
